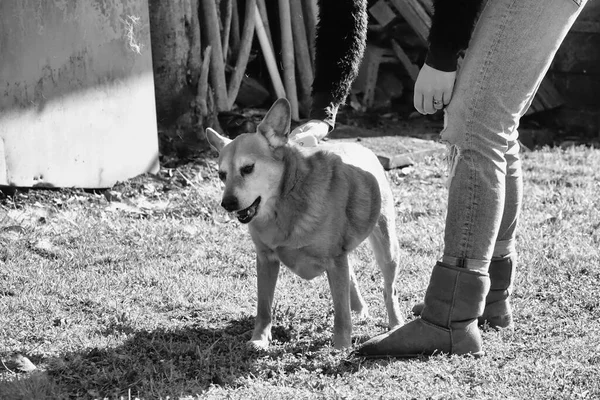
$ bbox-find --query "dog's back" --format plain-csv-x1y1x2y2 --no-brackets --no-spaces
303,141,393,212
253,141,392,261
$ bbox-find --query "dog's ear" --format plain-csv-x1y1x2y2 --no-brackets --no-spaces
257,98,291,148
206,127,231,153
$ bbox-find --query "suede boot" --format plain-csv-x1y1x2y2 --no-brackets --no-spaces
478,255,515,328
411,255,515,329
357,262,490,358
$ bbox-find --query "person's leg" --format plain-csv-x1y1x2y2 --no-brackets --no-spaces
494,139,522,261
358,0,587,357
480,138,522,328
412,138,523,327
441,0,584,270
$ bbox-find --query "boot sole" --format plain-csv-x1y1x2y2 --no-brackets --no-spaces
355,349,486,359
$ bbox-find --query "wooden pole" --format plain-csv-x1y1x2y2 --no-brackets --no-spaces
197,45,212,140
221,0,233,63
200,0,229,111
227,0,257,109
254,5,286,99
278,0,299,120
230,0,241,54
256,0,274,50
301,0,318,68
290,0,313,116
197,46,212,117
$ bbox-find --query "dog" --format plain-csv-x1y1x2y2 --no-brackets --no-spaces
206,98,402,349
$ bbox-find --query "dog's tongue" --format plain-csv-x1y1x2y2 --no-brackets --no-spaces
236,207,255,223
236,197,260,223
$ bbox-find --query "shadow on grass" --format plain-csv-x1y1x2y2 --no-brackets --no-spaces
52,316,267,396
1,316,275,398
1,317,374,398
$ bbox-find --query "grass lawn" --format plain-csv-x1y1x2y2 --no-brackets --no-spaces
1,142,599,399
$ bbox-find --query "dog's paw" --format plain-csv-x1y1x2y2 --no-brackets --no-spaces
246,339,269,351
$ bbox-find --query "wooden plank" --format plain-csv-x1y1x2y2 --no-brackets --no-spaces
391,40,419,81
540,79,563,108
362,46,385,108
536,79,563,110
329,136,446,170
389,0,430,44
525,78,564,115
534,80,550,109
525,100,540,115
406,0,432,30
416,0,434,16
377,148,441,170
572,20,600,33
369,0,397,27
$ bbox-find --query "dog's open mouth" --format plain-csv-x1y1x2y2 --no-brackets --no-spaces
236,197,261,223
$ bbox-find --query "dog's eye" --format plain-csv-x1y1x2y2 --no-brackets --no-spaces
218,171,227,181
240,164,254,176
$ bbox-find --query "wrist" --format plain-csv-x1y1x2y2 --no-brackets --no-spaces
425,47,458,72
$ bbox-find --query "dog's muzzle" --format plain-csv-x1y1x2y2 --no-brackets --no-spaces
236,197,261,224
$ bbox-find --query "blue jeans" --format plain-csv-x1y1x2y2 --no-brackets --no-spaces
441,0,587,272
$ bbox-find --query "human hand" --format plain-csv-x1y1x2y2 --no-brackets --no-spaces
413,64,457,115
289,120,329,147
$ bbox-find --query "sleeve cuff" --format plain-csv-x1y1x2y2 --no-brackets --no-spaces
309,92,339,132
425,47,459,72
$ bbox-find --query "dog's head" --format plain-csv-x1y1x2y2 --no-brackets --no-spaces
206,98,291,224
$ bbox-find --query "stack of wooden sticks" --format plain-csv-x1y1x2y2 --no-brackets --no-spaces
196,0,563,133
198,0,318,126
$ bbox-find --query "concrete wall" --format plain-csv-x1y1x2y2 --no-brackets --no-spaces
0,0,159,188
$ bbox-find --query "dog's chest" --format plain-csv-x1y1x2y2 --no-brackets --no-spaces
275,247,328,280
250,224,331,280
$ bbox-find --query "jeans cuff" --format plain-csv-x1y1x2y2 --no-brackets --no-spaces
441,255,489,273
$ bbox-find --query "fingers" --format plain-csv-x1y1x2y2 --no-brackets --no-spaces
413,90,424,114
414,90,453,115
442,91,451,106
418,91,442,115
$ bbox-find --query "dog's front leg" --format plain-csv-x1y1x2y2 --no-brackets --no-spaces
326,255,352,349
249,251,280,350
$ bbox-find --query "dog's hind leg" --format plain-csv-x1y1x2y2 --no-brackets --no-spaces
368,213,403,329
349,262,370,319
249,251,280,350
326,255,353,349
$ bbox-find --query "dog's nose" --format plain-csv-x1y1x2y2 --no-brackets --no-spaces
221,196,239,212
